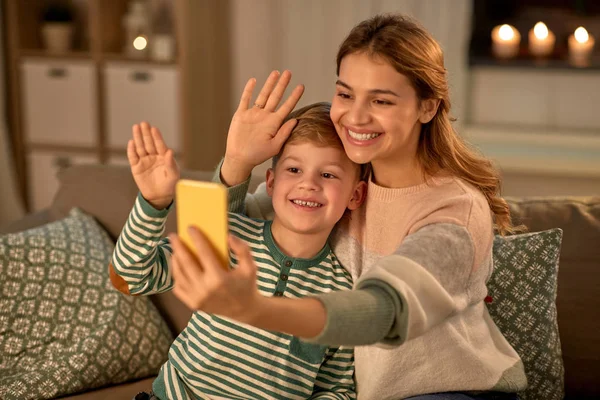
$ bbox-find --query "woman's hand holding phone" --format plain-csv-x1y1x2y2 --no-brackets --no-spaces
127,122,180,210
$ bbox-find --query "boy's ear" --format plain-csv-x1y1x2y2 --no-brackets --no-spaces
266,168,275,197
347,180,367,210
418,98,440,124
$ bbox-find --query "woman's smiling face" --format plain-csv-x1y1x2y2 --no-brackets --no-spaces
330,52,425,172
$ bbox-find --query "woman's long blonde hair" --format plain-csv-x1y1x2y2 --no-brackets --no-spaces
337,13,514,234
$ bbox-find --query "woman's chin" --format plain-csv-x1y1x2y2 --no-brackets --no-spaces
343,147,375,165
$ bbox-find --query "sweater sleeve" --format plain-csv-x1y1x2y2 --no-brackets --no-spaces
312,223,481,347
110,192,174,296
213,158,275,220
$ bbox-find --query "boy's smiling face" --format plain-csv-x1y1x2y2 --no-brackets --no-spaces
266,141,366,238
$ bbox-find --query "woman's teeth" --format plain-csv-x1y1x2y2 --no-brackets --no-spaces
348,130,381,141
292,200,322,208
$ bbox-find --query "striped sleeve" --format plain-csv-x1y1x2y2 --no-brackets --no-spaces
310,346,356,399
110,192,174,295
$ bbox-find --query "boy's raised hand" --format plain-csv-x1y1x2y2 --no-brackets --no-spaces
127,122,180,210
222,70,305,186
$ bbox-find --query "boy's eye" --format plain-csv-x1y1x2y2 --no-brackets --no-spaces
337,92,351,99
322,173,336,179
287,167,300,173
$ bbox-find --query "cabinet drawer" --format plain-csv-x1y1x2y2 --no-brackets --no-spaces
21,59,98,146
104,62,181,152
27,151,99,212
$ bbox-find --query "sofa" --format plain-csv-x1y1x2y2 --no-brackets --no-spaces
1,164,598,400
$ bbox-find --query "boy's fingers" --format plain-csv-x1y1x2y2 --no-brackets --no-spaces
141,122,158,155
253,70,280,109
151,127,168,154
276,84,305,117
127,140,139,166
264,70,292,111
132,124,148,157
237,77,257,112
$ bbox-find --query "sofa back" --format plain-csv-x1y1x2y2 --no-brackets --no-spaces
4,164,598,398
508,197,600,399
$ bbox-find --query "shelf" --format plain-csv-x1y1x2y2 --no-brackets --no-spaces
470,55,600,72
19,49,93,60
27,143,100,154
101,52,178,66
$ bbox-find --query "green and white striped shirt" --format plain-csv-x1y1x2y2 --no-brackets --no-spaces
111,194,356,400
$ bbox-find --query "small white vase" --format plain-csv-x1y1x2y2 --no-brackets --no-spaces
41,23,74,53
151,34,175,61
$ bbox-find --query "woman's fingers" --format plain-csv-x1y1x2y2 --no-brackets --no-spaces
274,119,297,148
253,70,280,109
228,235,257,279
132,124,148,158
237,77,257,112
140,122,158,155
188,226,226,274
264,70,292,111
276,83,305,118
169,235,198,282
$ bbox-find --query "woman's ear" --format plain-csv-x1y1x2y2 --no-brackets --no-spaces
419,98,440,124
347,180,367,210
265,168,275,197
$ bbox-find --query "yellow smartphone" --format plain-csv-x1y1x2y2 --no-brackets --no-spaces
175,179,229,270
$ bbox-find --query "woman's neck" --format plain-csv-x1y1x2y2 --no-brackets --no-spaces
371,155,426,188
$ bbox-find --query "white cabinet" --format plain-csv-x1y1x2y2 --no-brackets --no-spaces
104,62,181,152
28,151,99,212
21,59,98,146
470,66,600,130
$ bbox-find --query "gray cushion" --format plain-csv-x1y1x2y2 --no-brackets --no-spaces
0,209,173,399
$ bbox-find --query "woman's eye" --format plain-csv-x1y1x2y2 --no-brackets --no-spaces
337,92,351,99
287,167,299,173
374,99,392,105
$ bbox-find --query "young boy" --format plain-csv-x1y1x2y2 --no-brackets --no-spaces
110,102,367,400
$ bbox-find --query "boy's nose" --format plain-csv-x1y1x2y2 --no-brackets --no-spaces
299,175,320,191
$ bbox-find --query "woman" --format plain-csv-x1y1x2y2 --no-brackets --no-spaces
168,14,526,400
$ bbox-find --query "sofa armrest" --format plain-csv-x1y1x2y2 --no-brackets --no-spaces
0,209,51,235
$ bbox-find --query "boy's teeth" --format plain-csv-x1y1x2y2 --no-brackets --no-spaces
292,200,322,208
348,130,381,141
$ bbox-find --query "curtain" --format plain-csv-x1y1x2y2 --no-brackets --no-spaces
0,7,25,225
229,0,472,176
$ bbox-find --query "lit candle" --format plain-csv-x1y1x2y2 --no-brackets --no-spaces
491,24,521,59
528,22,555,57
568,27,595,67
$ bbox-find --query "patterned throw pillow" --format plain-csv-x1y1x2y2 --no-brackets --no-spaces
0,208,173,400
488,228,564,400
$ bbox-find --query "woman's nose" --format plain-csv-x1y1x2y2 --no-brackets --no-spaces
346,100,371,126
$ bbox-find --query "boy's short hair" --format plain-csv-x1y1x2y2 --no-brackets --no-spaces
273,102,369,180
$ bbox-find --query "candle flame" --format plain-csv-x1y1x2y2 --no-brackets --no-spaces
499,24,515,41
133,36,148,50
574,27,589,44
533,22,549,40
